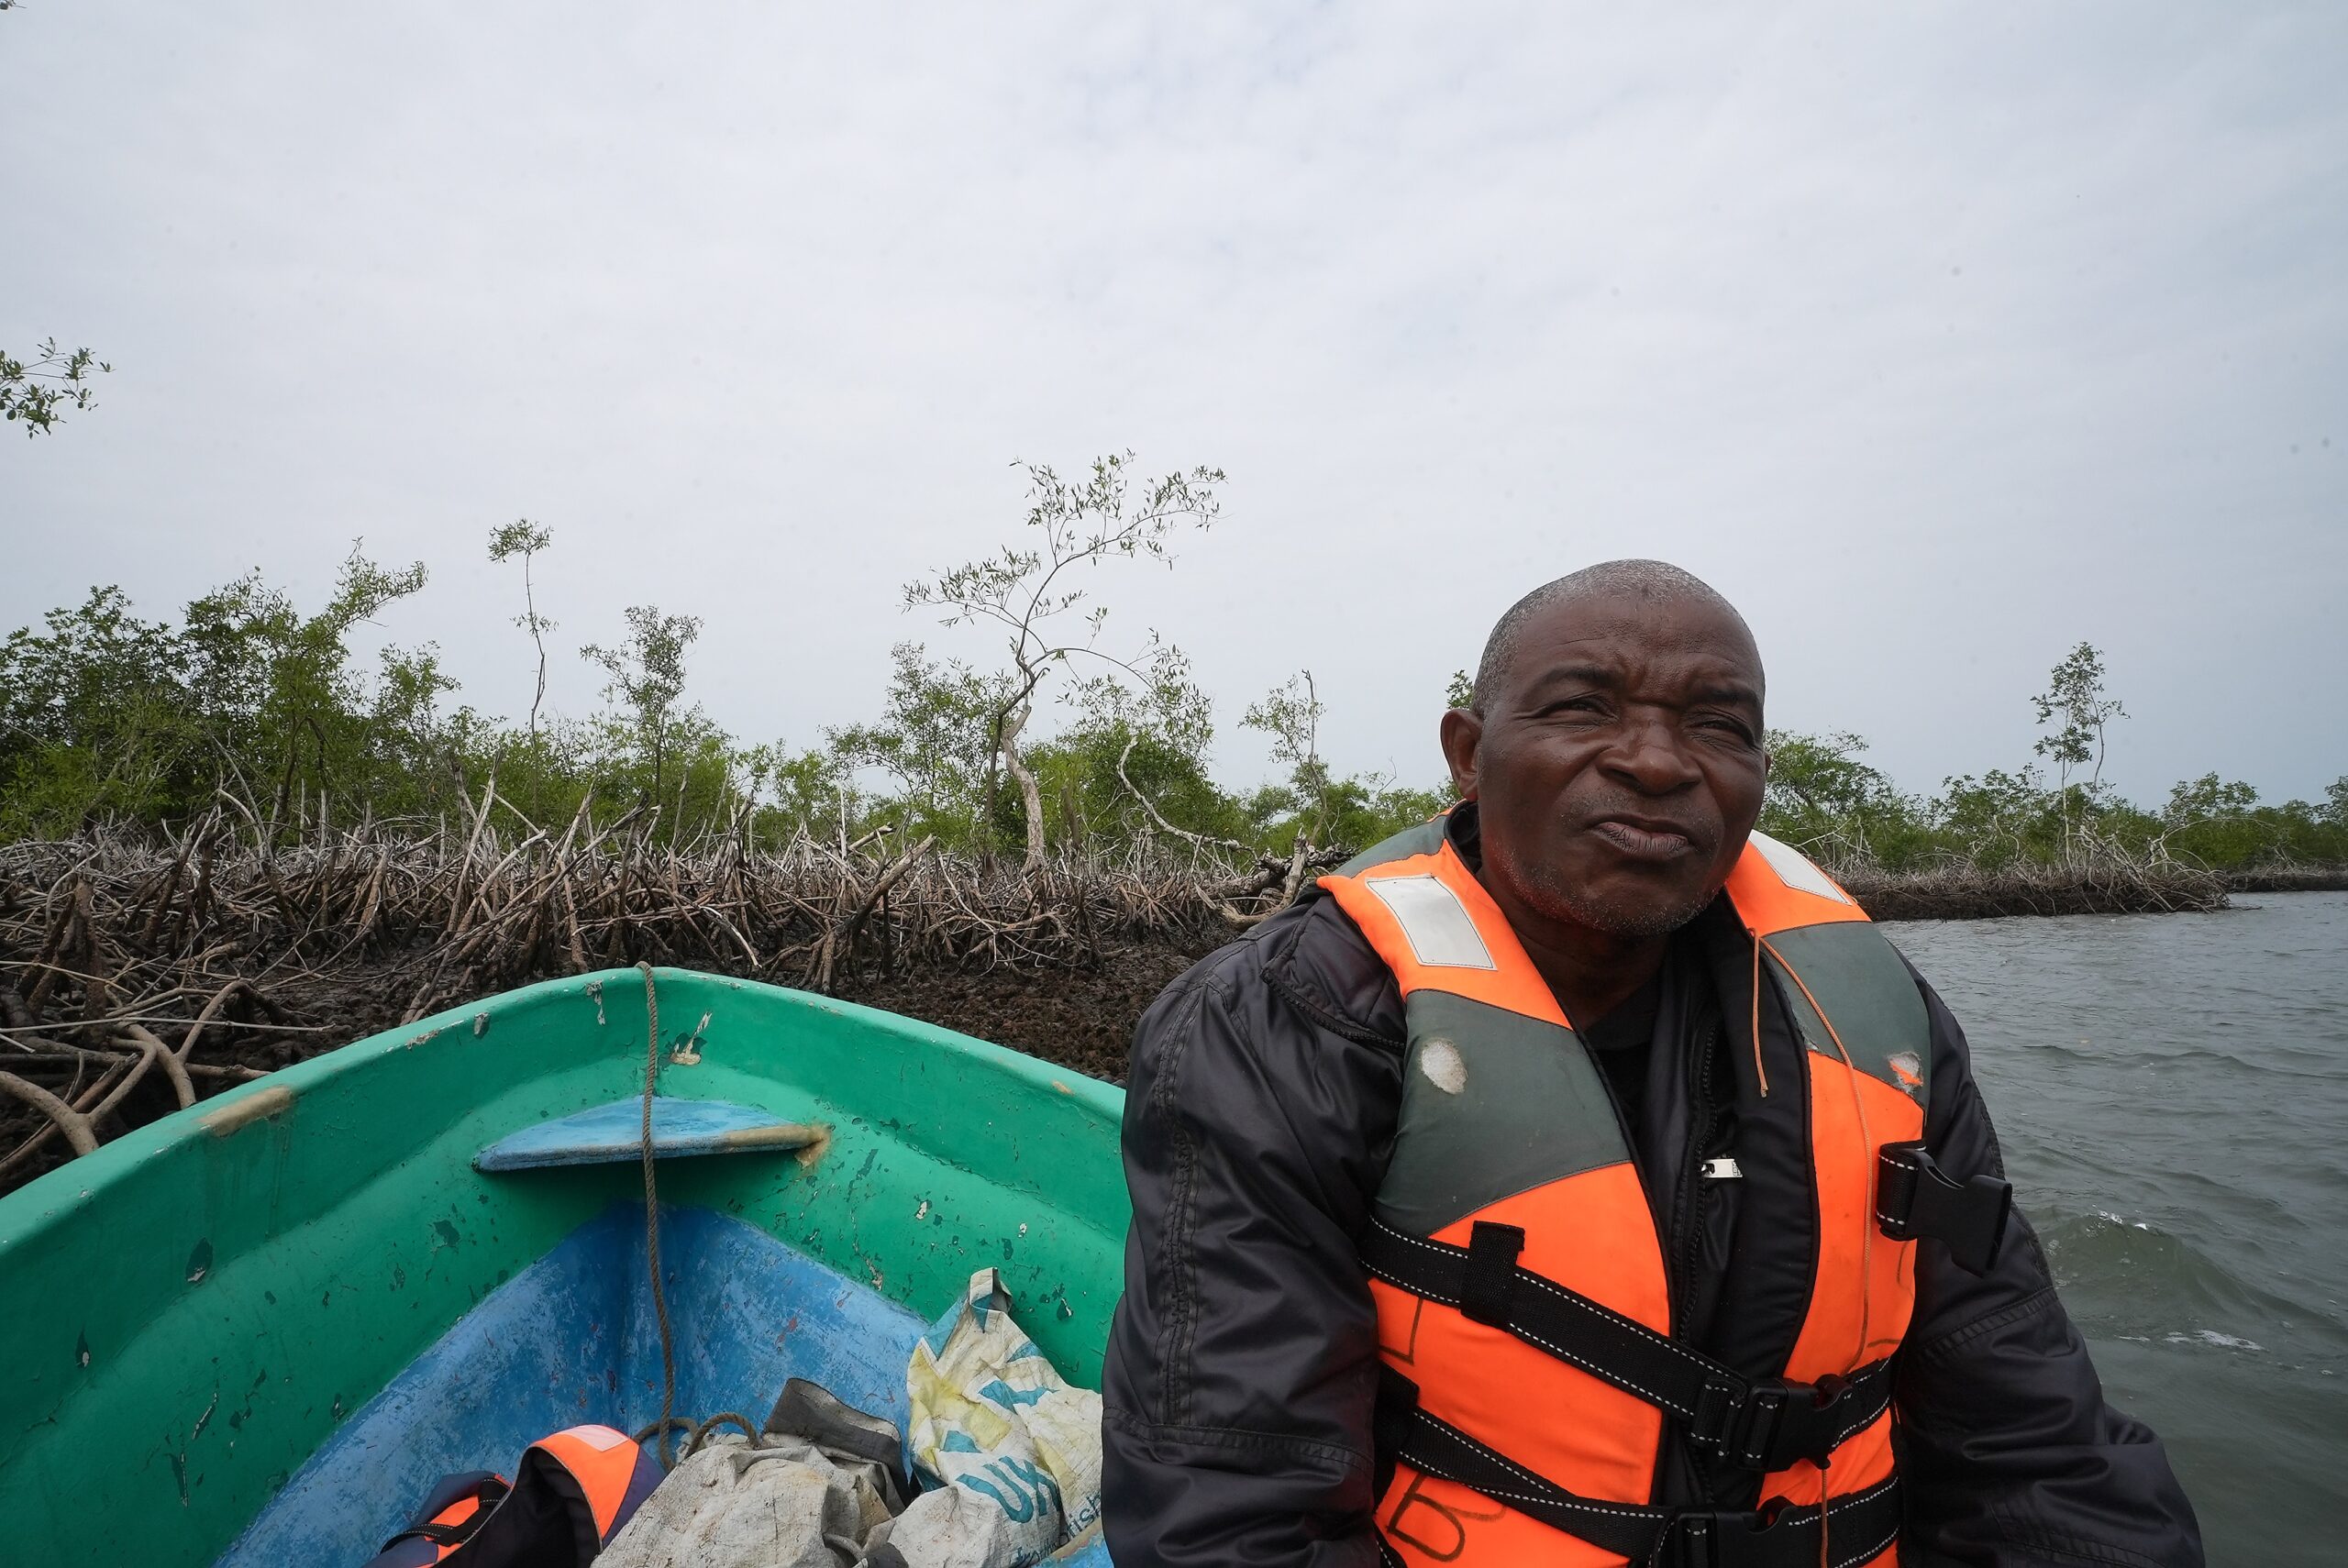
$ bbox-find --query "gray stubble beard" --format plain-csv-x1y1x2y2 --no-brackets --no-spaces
1489,837,1721,940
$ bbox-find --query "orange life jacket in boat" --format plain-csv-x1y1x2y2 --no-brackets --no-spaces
367,1472,510,1567
365,1424,661,1567
1321,816,2009,1568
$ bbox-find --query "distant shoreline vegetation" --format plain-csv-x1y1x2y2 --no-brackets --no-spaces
3,476,2342,1188
2,465,2342,900
1752,644,2347,912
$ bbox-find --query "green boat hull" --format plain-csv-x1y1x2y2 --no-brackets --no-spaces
0,968,1132,1566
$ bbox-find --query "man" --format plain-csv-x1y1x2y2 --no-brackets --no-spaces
1102,562,2200,1566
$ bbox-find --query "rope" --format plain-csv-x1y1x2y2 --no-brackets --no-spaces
633,1415,694,1465
637,961,680,1469
685,1411,759,1456
631,1410,759,1465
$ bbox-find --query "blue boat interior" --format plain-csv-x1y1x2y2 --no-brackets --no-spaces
215,1204,1111,1566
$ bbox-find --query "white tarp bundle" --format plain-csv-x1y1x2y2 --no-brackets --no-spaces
597,1382,908,1568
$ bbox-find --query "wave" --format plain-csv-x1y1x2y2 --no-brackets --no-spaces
1999,1037,2348,1080
2032,1208,2348,1354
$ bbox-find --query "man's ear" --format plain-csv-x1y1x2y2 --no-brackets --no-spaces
1439,708,1483,801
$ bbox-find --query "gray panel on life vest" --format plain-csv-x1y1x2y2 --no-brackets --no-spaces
1372,990,1634,1236
1332,817,1448,878
1763,922,1932,1106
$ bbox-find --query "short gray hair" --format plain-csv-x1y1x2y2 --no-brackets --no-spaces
1470,559,1751,709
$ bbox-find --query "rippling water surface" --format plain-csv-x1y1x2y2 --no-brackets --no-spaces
1888,892,2346,1567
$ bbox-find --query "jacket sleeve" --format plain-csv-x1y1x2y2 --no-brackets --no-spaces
1894,968,2205,1567
1101,942,1403,1567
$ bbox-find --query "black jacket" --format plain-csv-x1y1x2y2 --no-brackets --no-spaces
1101,836,2202,1567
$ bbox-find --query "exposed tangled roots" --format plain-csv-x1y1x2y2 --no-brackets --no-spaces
0,807,1323,1195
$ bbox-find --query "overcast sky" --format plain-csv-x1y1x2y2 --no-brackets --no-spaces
5,3,2343,805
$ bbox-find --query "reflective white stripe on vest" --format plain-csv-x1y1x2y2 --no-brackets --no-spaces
559,1425,632,1452
1363,874,1497,969
1746,830,1853,904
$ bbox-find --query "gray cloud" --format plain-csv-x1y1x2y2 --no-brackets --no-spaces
5,2,2342,803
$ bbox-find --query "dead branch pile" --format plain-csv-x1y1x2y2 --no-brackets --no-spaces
0,793,1330,1194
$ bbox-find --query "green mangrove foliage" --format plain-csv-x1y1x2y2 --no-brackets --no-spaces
2,515,2340,876
903,451,1225,870
0,451,1447,858
1756,645,2348,873
1,339,110,439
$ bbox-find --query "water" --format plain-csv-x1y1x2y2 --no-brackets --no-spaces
1887,892,2348,1567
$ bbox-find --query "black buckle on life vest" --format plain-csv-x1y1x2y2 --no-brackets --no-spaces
1659,1507,1773,1568
1688,1375,1853,1471
1877,1142,2012,1275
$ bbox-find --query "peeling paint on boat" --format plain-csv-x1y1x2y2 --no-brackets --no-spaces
197,1086,294,1137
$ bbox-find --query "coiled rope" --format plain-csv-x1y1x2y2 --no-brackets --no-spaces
633,1409,759,1463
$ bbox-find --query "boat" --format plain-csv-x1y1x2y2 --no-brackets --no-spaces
0,966,1131,1566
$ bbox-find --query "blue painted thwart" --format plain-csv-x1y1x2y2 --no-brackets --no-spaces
471,1097,821,1170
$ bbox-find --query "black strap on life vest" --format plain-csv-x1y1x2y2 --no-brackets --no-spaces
379,1476,512,1552
1875,1142,2011,1275
1361,1218,1893,1472
1375,1372,1903,1568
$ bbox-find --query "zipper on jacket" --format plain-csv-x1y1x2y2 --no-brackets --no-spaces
1668,1010,1729,1501
1669,1011,1724,1342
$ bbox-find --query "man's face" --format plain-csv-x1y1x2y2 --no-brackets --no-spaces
1442,590,1769,937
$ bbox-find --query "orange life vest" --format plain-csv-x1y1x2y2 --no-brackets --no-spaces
367,1423,660,1567
370,1473,510,1567
1322,817,1999,1568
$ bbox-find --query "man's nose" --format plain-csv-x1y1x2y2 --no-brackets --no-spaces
1599,715,1702,794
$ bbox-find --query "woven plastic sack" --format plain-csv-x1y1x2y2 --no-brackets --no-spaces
865,1268,1103,1568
